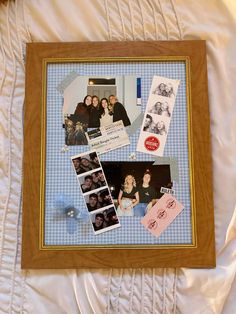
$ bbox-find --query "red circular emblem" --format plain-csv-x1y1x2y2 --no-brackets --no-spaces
144,136,160,151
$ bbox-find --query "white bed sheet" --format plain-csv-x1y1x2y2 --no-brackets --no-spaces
0,0,236,313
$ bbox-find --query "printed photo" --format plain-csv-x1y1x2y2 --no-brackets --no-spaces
63,75,142,145
143,114,169,136
148,100,171,117
65,104,89,145
152,82,175,98
84,188,113,212
90,206,120,234
101,161,173,216
78,169,107,193
71,151,100,176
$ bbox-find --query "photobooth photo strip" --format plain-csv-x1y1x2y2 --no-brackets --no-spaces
137,76,180,156
71,150,121,235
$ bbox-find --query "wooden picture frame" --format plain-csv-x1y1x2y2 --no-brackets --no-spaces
22,41,215,268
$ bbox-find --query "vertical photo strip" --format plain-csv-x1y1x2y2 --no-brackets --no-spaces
137,76,180,156
71,151,121,234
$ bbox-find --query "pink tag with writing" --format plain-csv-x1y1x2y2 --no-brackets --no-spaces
141,194,184,237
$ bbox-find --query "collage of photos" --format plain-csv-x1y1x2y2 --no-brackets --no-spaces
71,151,120,234
101,161,173,217
137,76,180,156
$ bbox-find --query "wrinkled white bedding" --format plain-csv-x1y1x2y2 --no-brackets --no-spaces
0,0,236,313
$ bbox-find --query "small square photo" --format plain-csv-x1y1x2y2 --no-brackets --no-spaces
71,152,100,176
78,169,107,193
84,188,113,212
143,114,169,136
90,206,120,234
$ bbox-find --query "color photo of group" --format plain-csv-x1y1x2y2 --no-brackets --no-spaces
65,95,131,145
101,161,172,217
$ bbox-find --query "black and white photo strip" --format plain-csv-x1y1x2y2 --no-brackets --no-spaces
71,150,121,234
137,76,180,156
90,206,120,235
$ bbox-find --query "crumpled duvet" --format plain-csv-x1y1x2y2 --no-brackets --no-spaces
0,0,236,313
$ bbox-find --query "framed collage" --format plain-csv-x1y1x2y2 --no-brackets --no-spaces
22,41,215,268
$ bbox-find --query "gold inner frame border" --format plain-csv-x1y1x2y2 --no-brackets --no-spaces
40,56,196,251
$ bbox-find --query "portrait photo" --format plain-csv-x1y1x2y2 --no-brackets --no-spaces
152,82,175,98
71,152,100,176
84,188,113,212
148,100,172,117
143,114,169,136
90,206,120,234
78,169,107,194
101,161,172,217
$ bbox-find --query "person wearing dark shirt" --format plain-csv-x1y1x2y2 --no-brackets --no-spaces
89,152,100,169
91,172,101,189
134,170,158,216
81,175,93,193
89,95,101,127
92,213,104,231
109,95,131,127
76,157,94,174
106,208,119,227
65,102,89,145
97,170,106,187
117,175,139,216
86,193,98,212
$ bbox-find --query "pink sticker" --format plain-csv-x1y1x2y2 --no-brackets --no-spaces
141,194,184,237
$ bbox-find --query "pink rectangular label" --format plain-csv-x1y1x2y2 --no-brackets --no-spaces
141,194,184,237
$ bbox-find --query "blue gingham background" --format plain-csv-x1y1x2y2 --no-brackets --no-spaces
44,61,192,245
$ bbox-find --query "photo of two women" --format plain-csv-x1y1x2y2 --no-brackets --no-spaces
101,161,173,217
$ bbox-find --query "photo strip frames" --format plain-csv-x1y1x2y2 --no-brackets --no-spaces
22,41,215,268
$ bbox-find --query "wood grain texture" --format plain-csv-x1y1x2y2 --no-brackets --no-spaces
22,41,215,269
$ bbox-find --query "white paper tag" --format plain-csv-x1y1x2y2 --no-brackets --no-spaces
86,120,130,155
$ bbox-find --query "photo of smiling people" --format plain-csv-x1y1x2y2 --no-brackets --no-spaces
90,206,120,234
143,114,170,136
71,151,101,176
84,188,113,213
101,161,173,217
63,75,142,144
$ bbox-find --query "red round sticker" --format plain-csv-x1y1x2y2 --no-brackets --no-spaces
144,136,160,151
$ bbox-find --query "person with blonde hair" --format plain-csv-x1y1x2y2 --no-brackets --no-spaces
109,95,131,127
156,121,167,135
117,174,139,216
